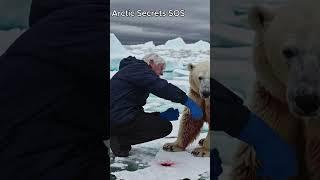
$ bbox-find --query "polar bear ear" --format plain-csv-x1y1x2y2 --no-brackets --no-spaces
188,63,194,71
248,5,275,32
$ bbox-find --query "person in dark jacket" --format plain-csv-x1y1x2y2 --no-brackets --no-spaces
110,53,204,157
0,0,107,179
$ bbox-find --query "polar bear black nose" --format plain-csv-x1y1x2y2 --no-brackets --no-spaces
295,94,320,115
202,91,210,98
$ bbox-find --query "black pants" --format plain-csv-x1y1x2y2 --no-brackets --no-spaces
111,112,173,148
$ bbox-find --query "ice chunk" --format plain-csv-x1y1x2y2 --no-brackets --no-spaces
163,57,184,72
110,33,131,71
126,41,155,50
143,41,155,48
163,37,186,50
186,40,210,51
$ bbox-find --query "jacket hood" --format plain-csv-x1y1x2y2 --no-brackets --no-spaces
119,56,146,70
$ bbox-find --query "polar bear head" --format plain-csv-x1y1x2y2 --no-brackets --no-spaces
188,61,210,99
249,1,320,120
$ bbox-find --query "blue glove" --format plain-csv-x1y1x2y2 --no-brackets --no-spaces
184,97,203,120
212,149,223,180
212,78,297,178
237,113,298,178
159,108,179,121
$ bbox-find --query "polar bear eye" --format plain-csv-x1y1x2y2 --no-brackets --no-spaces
282,47,298,59
198,76,203,80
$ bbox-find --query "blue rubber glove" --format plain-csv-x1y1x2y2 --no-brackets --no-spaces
212,149,223,180
212,78,297,178
159,108,179,121
237,113,298,178
184,97,203,120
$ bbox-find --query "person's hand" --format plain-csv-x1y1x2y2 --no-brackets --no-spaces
159,108,179,121
184,97,203,120
238,113,298,178
212,149,223,180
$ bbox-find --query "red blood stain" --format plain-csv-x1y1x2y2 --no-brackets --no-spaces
159,161,175,167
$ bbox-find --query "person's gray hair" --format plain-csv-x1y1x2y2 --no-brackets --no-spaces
142,53,166,67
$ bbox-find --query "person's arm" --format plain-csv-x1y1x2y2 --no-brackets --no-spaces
211,78,249,136
212,78,298,178
120,63,203,119
123,63,188,104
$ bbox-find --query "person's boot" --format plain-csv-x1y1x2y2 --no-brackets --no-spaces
110,136,131,157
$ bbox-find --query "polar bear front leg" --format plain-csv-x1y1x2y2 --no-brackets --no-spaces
192,132,210,157
231,143,261,180
304,124,320,180
198,131,210,147
163,107,204,152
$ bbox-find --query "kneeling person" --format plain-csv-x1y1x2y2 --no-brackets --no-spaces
110,53,203,157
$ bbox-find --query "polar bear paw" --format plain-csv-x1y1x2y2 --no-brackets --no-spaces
191,147,210,157
163,142,185,152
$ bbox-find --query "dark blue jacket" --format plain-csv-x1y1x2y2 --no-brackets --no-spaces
0,0,107,179
110,56,188,127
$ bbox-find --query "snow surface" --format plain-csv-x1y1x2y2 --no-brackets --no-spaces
112,121,209,180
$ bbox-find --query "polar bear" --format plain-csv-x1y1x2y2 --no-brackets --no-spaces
163,61,210,157
232,0,320,179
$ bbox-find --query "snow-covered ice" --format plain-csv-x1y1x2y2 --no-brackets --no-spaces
112,123,209,180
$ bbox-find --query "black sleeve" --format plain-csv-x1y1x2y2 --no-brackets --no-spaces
0,0,107,137
211,78,250,137
124,64,188,104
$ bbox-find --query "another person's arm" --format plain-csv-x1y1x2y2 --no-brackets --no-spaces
212,78,298,178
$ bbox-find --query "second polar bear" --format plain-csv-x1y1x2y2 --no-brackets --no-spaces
232,0,320,179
